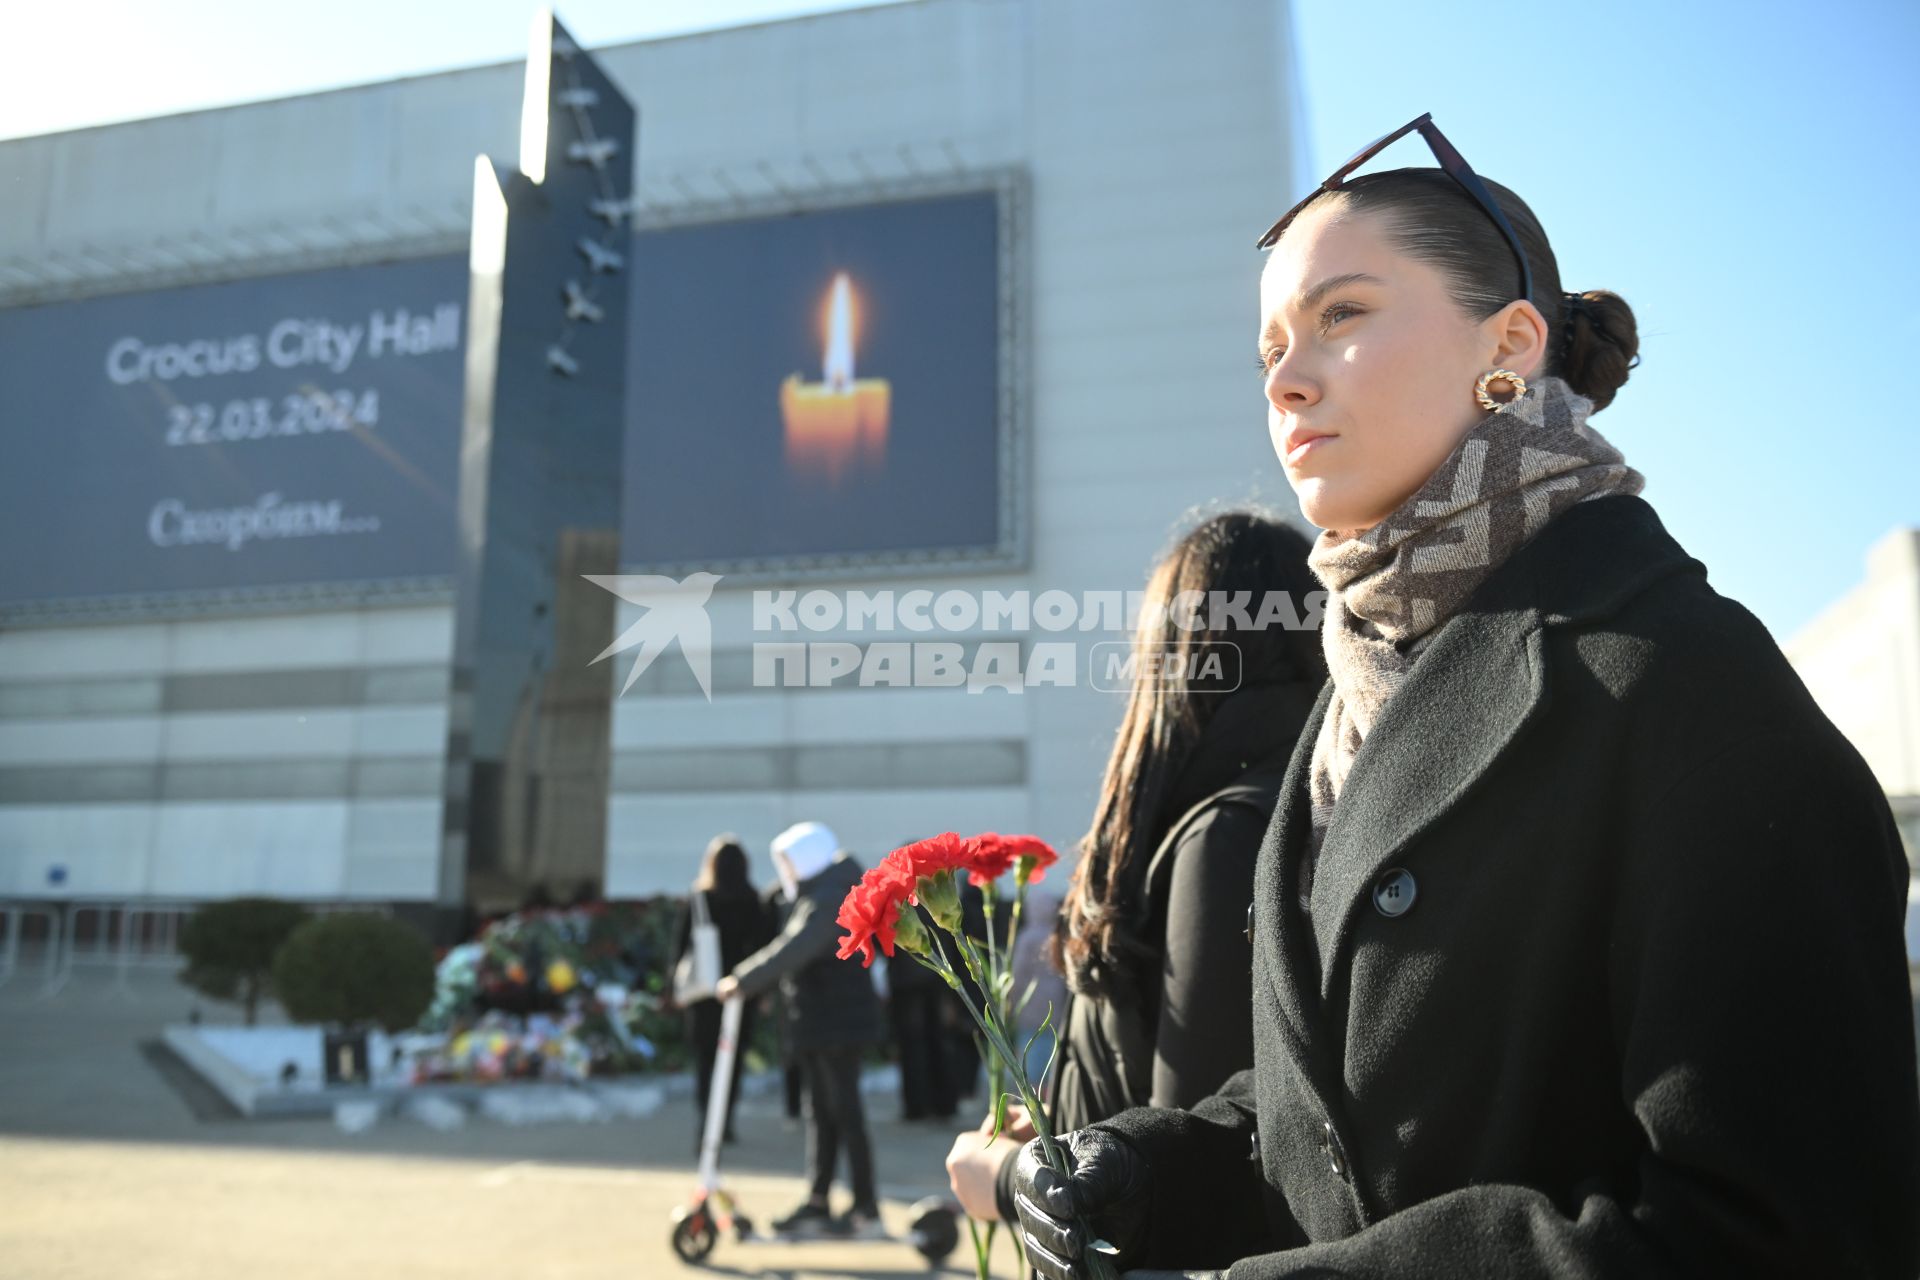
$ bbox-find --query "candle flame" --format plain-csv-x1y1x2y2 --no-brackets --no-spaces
782,271,888,485
824,272,855,391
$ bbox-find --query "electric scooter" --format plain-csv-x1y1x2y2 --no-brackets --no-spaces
668,995,961,1267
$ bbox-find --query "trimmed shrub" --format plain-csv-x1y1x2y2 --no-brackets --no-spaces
177,897,312,1025
271,913,436,1033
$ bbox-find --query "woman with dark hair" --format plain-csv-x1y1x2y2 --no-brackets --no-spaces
944,509,1326,1220
1006,117,1920,1279
672,833,777,1148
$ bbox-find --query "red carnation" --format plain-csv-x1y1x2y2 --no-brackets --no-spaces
835,878,899,969
835,850,918,968
966,834,1020,886
1014,835,1059,884
895,832,974,879
978,832,1059,885
882,833,974,929
872,847,919,903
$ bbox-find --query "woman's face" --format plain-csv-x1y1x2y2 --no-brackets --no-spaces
1259,203,1546,532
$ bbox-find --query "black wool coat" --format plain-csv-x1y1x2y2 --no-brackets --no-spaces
1052,681,1318,1132
1097,495,1920,1279
730,853,882,1053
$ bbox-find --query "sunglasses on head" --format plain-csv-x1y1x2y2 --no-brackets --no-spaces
1255,112,1534,303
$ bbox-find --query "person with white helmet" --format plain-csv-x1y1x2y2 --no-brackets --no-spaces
716,821,884,1237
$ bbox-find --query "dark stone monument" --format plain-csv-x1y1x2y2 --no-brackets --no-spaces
434,12,636,936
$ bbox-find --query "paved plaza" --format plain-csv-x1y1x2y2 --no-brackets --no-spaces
5,955,1916,1280
0,962,1017,1280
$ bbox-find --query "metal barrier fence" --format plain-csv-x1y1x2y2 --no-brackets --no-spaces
0,903,62,994
0,898,393,998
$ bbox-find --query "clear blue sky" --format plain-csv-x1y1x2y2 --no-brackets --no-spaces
3,0,1916,639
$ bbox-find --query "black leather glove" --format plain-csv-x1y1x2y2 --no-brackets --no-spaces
1011,1128,1153,1280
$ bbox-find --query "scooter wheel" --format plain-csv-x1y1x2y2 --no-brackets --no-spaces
905,1198,960,1265
671,1208,719,1264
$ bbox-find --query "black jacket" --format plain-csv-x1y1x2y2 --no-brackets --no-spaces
730,852,882,1053
670,888,778,989
1098,495,1920,1279
1051,681,1319,1131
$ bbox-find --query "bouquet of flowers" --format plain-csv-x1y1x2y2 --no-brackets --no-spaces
412,1008,602,1083
836,831,1118,1280
412,898,692,1081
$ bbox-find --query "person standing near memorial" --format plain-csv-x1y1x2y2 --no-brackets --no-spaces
718,822,885,1237
670,833,777,1149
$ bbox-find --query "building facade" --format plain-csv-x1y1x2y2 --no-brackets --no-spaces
0,0,1311,909
1784,526,1920,872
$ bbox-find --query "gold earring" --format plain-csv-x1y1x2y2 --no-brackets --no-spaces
1474,369,1527,411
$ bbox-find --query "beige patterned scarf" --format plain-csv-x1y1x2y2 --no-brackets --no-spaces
1301,375,1644,905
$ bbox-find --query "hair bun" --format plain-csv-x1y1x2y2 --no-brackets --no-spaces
1558,289,1639,412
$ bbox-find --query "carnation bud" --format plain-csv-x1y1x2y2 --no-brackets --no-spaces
892,905,931,956
916,870,963,932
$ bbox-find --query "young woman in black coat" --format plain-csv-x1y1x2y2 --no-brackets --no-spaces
670,833,777,1147
944,510,1326,1221
1008,116,1920,1280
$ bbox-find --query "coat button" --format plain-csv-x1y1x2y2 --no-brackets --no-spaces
1248,1130,1261,1163
1372,868,1417,918
1319,1120,1348,1179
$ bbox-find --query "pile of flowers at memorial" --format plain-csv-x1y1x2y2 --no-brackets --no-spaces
408,898,691,1083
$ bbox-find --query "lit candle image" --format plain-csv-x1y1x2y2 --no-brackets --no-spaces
780,272,891,484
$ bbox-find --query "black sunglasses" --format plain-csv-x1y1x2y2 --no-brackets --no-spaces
1255,112,1534,303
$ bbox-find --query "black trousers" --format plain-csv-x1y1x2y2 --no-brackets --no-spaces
784,1058,804,1118
948,1010,981,1101
687,1000,755,1140
889,985,958,1119
798,1046,876,1208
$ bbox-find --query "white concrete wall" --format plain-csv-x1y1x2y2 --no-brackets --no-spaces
0,0,1307,901
0,606,452,900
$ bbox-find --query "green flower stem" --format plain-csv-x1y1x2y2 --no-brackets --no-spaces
951,914,994,1000
1005,883,1028,1006
903,941,1054,1160
898,928,1116,1280
976,884,1013,1275
951,933,1119,1280
975,887,1011,1126
947,936,1060,1161
980,881,1009,1029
